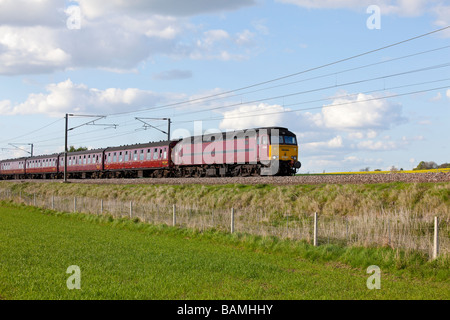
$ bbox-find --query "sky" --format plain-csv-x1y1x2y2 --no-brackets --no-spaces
0,0,449,173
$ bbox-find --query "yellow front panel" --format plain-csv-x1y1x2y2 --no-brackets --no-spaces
269,145,298,161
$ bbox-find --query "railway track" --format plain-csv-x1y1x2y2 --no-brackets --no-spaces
3,172,450,185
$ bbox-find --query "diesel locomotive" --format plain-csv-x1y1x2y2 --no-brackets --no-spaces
0,127,301,180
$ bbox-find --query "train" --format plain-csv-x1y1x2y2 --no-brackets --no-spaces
0,127,301,180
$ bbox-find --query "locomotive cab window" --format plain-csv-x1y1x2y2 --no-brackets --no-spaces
271,135,284,145
284,136,297,145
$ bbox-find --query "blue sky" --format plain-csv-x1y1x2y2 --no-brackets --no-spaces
0,0,449,172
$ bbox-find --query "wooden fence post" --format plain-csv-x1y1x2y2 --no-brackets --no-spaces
100,199,103,215
74,197,77,213
433,217,439,260
313,212,318,246
52,195,54,210
130,201,133,218
173,204,176,226
231,208,235,234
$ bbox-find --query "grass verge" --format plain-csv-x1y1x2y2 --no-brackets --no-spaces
0,201,448,300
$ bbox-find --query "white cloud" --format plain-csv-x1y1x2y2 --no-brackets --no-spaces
0,26,71,75
0,0,65,27
303,135,344,150
447,89,450,99
0,79,180,116
430,92,442,102
0,1,260,75
277,0,429,17
219,103,287,130
356,139,400,151
321,92,405,131
76,0,256,19
432,5,450,37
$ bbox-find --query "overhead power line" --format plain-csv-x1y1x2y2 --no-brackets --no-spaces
106,25,450,117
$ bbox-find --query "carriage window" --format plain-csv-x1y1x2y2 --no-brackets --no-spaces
159,149,163,159
153,148,158,160
147,149,151,160
92,155,96,164
163,148,167,159
133,150,138,161
108,153,111,163
124,151,129,161
88,155,91,164
118,152,122,162
140,150,144,161
113,152,117,162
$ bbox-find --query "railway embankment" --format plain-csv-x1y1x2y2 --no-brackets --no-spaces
1,178,449,217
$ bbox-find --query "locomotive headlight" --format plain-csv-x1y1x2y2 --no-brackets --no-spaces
291,156,297,160
272,155,278,160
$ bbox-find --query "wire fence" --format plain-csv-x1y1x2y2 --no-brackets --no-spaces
0,188,448,259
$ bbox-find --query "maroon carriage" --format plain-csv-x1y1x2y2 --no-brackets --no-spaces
103,141,176,178
25,154,59,179
0,157,26,179
60,148,105,179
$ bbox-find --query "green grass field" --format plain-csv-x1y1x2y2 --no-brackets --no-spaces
0,202,448,300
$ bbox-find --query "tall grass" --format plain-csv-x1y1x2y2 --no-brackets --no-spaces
1,187,448,259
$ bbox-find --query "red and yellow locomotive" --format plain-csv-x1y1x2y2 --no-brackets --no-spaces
0,127,300,179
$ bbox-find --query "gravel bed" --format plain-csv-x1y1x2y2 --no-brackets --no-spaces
5,172,450,185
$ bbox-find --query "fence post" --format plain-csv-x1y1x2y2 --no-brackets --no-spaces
433,216,439,260
173,204,176,226
74,197,77,213
52,195,54,210
100,199,103,215
130,201,133,218
388,220,391,246
231,208,235,234
345,217,349,243
313,212,318,246
286,215,289,237
33,193,36,206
